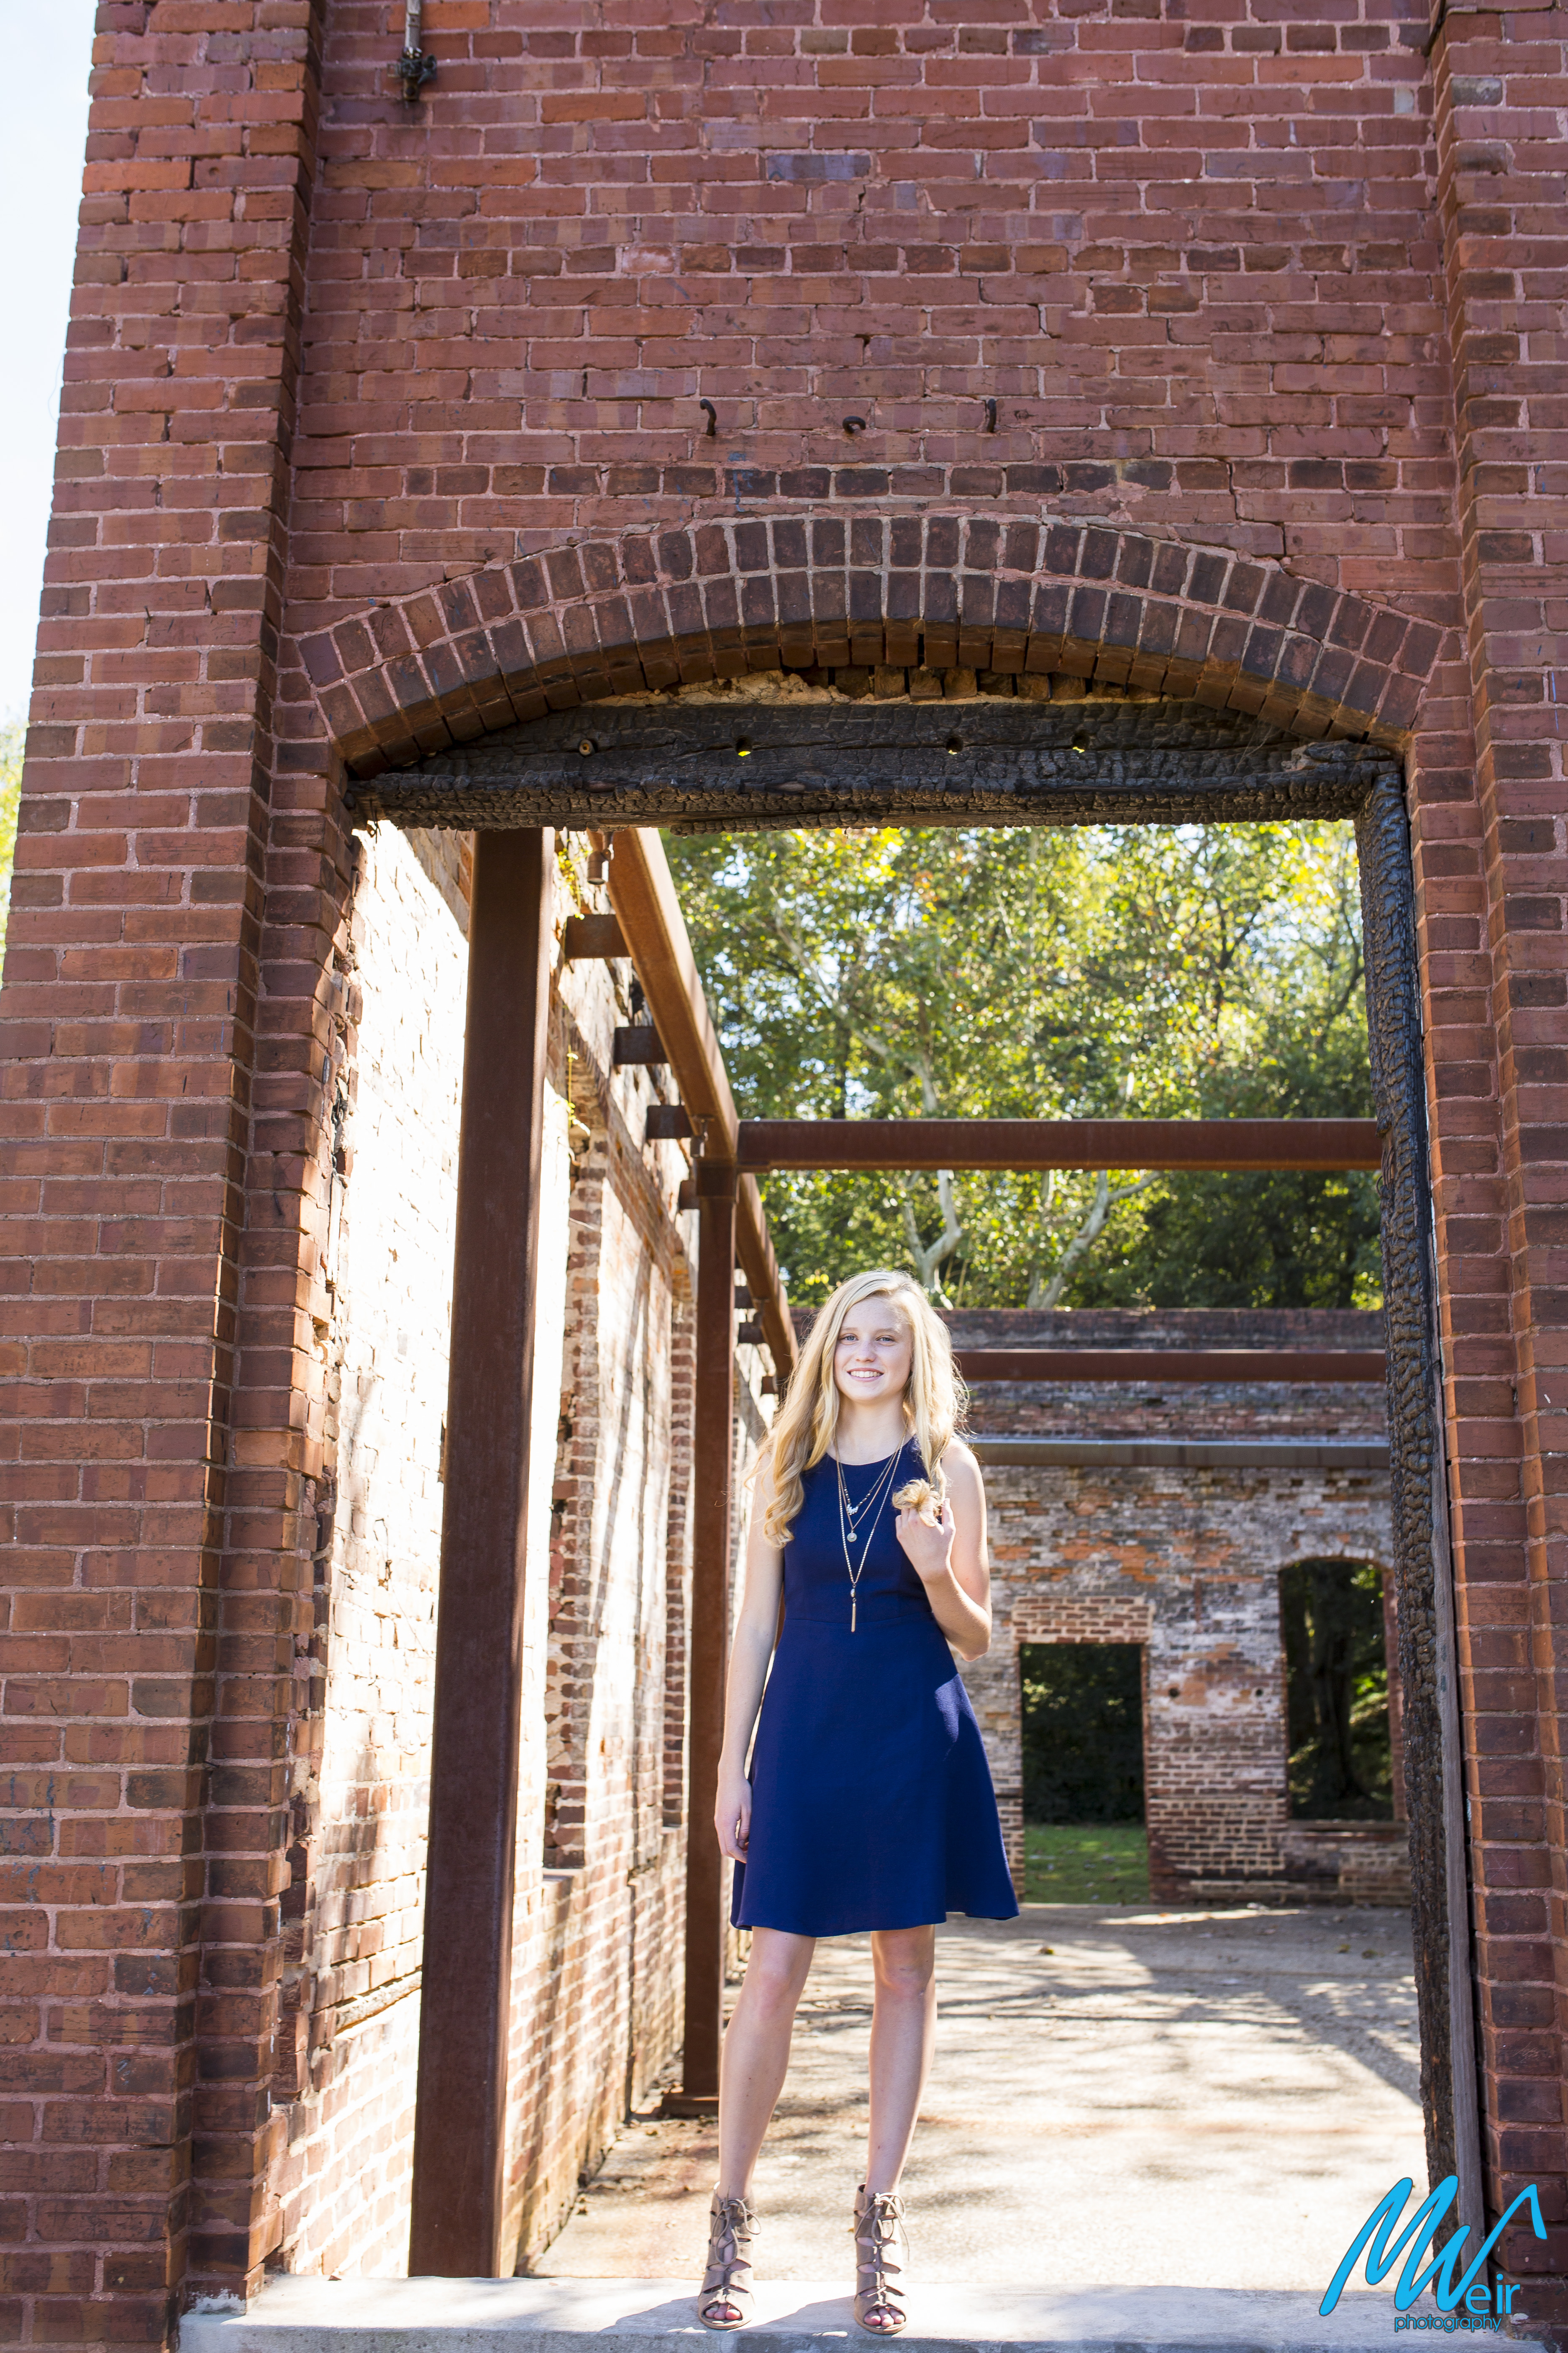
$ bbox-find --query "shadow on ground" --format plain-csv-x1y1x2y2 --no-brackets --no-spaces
538,1904,1427,2296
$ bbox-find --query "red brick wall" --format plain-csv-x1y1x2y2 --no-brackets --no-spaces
1428,4,1568,2309
0,5,325,2343
3,0,1567,2343
281,0,1449,629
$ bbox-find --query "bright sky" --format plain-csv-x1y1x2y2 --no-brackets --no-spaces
0,0,97,723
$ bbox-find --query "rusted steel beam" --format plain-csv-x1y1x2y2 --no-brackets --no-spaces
739,1117,1382,1173
410,830,553,2276
738,1173,795,1372
953,1348,1386,1385
603,829,739,1143
681,1160,738,2106
604,829,796,1370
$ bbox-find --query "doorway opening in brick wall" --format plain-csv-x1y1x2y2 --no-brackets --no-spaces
341,565,1473,2279
1019,1641,1148,1904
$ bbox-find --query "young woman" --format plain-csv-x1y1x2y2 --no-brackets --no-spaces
697,1270,1018,2337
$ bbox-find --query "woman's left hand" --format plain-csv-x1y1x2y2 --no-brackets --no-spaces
895,1494,956,1585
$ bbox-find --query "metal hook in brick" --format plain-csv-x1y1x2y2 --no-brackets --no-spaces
843,416,867,435
699,400,717,439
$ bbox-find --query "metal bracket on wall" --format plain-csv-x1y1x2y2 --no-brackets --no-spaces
397,0,437,99
397,46,437,100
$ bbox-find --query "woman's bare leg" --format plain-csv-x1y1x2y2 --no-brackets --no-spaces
715,1927,815,2201
864,1924,937,2193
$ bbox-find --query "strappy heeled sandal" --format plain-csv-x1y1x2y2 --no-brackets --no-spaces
851,2184,907,2336
697,2190,756,2330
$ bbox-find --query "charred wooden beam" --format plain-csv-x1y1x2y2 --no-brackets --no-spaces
1356,770,1480,2227
364,695,1396,833
738,1117,1382,1174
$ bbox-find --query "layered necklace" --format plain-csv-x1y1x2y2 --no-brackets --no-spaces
833,1442,905,1633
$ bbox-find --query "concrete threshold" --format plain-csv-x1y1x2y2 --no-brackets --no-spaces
180,2274,1546,2352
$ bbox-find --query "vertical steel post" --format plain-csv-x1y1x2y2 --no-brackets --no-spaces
680,1158,738,2102
409,830,553,2274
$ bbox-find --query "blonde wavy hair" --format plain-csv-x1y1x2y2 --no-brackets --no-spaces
762,1270,966,1550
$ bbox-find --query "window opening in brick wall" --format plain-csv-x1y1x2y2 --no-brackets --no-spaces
1020,1642,1148,1903
1280,1559,1394,1822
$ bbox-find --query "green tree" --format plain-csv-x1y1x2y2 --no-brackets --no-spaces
0,720,23,975
667,819,1379,1311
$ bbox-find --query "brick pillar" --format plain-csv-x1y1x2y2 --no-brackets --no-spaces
0,5,323,2342
1432,0,1568,2319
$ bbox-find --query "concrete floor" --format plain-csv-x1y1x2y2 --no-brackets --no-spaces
540,1904,1434,2296
193,1906,1551,2350
184,2272,1527,2352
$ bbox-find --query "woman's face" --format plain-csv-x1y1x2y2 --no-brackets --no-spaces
833,1297,914,1410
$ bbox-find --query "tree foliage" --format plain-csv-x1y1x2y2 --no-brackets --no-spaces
666,819,1381,1312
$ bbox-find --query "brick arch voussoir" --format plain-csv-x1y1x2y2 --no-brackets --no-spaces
296,516,1445,780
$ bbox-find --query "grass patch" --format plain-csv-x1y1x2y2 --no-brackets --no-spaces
1024,1821,1149,1904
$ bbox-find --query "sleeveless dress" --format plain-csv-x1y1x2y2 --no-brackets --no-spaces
730,1435,1019,1936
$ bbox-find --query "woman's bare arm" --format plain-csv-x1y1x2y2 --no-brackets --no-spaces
713,1456,786,1862
893,1440,992,1660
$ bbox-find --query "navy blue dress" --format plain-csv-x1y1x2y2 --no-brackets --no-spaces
731,1436,1019,1936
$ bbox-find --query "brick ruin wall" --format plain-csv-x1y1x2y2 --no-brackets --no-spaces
3,0,1567,2340
940,1311,1403,1904
975,1457,1402,1899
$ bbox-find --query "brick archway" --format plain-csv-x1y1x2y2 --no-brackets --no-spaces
288,512,1467,2247
289,508,1468,2203
295,515,1445,777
